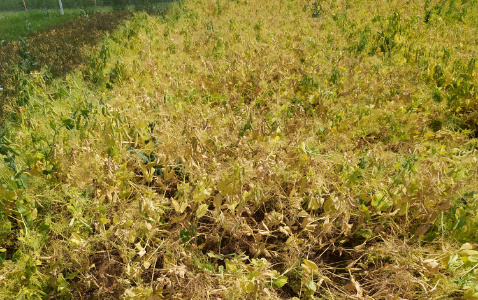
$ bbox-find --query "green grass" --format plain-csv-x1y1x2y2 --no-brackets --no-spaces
0,9,86,41
0,2,172,42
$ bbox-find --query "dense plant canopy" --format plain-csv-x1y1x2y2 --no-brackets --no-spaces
0,0,478,298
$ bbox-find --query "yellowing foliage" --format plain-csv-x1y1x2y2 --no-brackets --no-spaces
1,0,478,299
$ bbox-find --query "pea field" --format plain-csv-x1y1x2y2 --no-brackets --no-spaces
0,0,478,299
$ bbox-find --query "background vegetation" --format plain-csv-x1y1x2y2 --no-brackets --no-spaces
0,0,478,299
0,0,171,11
0,10,83,42
0,10,132,121
0,0,172,42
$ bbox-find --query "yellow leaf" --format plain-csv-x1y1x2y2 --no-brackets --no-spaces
171,199,179,212
164,167,175,181
308,197,322,210
213,193,223,209
125,220,133,228
279,226,291,236
196,204,208,219
180,202,188,213
285,236,295,246
135,242,146,257
70,232,83,246
171,213,187,224
301,217,310,229
244,281,255,293
323,197,335,212
113,215,120,224
171,199,187,213
272,275,288,289
468,255,478,263
135,242,145,251
460,243,475,250
460,249,478,256
302,259,319,275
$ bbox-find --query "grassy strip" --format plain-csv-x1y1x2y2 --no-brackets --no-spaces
0,9,96,42
0,2,174,42
0,0,477,299
0,10,133,120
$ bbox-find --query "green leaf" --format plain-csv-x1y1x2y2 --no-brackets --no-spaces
98,205,107,215
180,228,195,244
355,228,372,238
62,118,75,130
16,175,28,189
272,275,288,288
11,251,22,262
361,204,370,221
100,217,109,225
0,251,6,264
464,289,478,299
7,178,18,189
7,146,20,156
16,203,29,215
49,120,57,131
376,199,393,211
371,192,384,207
